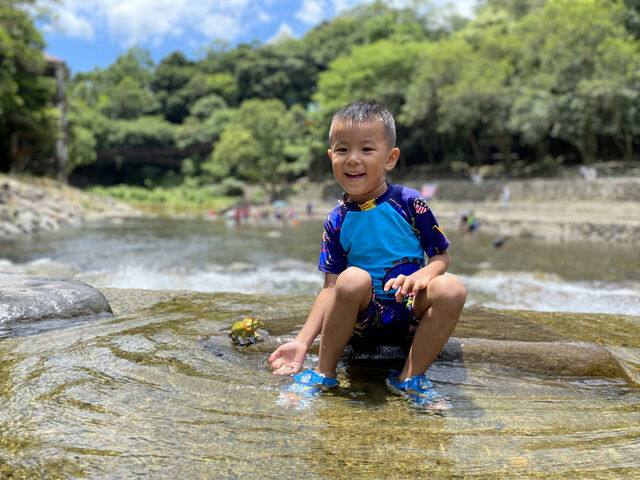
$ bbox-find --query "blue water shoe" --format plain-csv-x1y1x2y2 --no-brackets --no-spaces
287,369,338,394
277,370,338,409
386,370,447,408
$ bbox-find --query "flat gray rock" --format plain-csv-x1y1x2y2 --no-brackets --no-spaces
0,273,112,324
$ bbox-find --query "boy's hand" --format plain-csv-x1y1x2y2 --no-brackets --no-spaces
268,340,308,375
384,272,431,303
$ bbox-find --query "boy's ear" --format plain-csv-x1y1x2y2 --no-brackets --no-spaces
327,149,333,159
384,148,400,171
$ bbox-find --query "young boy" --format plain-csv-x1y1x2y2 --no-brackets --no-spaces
268,102,466,406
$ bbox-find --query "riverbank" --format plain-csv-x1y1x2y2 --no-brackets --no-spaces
288,176,640,244
1,173,639,244
0,174,138,238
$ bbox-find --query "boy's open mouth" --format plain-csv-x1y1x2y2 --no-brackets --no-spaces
345,172,365,180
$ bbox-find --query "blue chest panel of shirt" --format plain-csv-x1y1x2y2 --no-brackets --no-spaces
340,202,423,296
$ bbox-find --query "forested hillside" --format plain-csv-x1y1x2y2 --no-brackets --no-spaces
2,0,640,196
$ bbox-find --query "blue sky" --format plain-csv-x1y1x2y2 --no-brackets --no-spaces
39,0,476,74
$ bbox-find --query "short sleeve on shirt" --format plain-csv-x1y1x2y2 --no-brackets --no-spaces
318,207,347,274
408,194,450,257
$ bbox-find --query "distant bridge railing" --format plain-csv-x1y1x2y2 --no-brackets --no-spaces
95,142,213,167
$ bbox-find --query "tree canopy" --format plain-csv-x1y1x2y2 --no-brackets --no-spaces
2,0,640,188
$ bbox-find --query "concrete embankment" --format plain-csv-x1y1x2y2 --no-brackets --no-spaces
291,176,640,244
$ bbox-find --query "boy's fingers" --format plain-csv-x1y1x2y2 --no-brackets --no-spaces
270,358,282,369
273,364,293,375
268,350,279,363
400,278,414,295
384,276,400,291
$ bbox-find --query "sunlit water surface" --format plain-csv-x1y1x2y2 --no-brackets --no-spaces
1,217,638,314
1,217,639,478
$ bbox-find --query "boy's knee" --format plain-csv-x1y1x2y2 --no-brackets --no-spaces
429,274,467,309
335,267,371,299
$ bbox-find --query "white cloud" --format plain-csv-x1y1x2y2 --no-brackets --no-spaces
42,0,478,49
43,0,260,46
268,22,296,43
44,8,94,39
452,0,478,18
295,0,326,25
436,0,479,18
104,0,183,45
257,10,272,23
196,13,243,40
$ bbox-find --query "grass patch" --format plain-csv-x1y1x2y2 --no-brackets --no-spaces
89,184,240,213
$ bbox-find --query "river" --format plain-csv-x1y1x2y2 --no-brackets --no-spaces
1,216,638,314
0,216,638,478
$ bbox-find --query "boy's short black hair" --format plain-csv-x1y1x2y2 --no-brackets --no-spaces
329,101,396,148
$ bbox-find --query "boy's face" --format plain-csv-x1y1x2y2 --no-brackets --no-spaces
328,120,399,204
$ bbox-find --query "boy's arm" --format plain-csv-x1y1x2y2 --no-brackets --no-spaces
293,273,338,347
269,273,338,374
384,251,451,302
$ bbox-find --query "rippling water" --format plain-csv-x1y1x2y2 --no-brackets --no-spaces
0,216,638,314
1,291,638,478
1,216,639,478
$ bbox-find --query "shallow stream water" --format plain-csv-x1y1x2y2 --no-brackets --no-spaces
0,217,639,478
1,217,638,314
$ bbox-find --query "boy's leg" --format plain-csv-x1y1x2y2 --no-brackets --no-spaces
316,267,372,378
397,274,466,381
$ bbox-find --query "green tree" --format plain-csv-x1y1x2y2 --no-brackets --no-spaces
514,0,636,163
180,72,237,107
204,99,310,193
70,47,157,119
0,0,58,174
189,94,227,120
110,76,154,119
107,116,177,149
402,38,475,166
584,35,640,161
150,51,195,123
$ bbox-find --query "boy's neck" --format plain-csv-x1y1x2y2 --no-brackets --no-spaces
345,182,390,206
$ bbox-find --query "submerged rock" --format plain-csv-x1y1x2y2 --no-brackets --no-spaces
98,288,638,385
0,273,112,324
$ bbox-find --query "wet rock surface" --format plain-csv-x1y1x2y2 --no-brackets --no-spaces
99,288,636,384
0,273,112,324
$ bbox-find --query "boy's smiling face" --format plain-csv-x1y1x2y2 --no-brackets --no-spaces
328,120,400,204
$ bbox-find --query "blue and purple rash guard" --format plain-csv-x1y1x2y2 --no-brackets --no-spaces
318,183,450,300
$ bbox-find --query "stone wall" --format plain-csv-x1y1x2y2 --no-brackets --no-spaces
400,177,640,203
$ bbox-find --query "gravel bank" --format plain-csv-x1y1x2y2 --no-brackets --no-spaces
0,175,138,238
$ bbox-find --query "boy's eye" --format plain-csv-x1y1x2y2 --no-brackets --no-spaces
362,147,374,152
336,148,348,153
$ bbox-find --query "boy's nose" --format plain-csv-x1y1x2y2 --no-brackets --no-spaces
345,153,361,164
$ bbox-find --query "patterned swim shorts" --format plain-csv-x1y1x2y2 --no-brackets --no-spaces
350,287,421,347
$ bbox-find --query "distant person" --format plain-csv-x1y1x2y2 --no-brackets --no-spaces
471,172,484,184
466,212,479,234
579,165,597,181
502,186,511,206
492,236,508,248
459,211,479,235
268,101,466,408
306,201,313,217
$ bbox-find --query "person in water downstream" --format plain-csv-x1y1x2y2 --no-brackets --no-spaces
268,101,466,407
